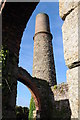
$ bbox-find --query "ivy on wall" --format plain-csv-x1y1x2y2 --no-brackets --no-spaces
2,46,8,68
1,46,10,91
28,96,36,119
0,45,9,89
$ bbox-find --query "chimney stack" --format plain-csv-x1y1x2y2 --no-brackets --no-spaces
33,13,57,86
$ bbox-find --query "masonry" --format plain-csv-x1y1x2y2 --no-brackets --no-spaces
2,2,39,119
59,1,80,119
2,1,80,120
33,13,56,86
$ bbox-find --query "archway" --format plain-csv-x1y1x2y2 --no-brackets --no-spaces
17,67,42,119
17,67,55,119
2,2,70,120
2,2,39,119
17,67,41,112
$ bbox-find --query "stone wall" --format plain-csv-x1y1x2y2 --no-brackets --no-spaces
59,1,80,119
51,83,68,101
67,67,79,118
2,1,80,119
51,83,71,119
2,2,38,119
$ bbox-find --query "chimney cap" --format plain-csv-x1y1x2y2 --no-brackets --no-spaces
35,13,51,34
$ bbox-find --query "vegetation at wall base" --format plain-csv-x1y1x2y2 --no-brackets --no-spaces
16,106,29,120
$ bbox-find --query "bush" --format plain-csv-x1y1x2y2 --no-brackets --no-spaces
15,106,29,120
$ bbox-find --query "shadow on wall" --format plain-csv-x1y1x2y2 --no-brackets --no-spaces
18,67,54,119
18,67,71,120
54,99,71,120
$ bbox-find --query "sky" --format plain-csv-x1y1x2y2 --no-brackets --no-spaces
16,2,68,108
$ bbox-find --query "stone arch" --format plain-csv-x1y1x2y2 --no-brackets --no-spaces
17,67,41,111
17,67,55,119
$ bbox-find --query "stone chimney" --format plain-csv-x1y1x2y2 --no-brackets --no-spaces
33,13,57,86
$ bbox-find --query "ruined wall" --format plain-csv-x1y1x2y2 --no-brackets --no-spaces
51,83,71,119
59,1,80,119
18,67,55,120
2,2,38,119
52,83,68,101
2,1,80,119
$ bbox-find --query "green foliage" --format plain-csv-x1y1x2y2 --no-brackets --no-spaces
0,46,9,69
53,85,57,90
15,106,29,120
2,46,14,109
28,96,36,119
1,46,10,93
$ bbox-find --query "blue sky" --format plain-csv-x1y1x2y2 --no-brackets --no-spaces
16,2,68,108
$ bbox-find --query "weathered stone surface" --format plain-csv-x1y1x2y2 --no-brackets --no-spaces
62,5,80,68
51,83,71,119
33,13,56,86
59,0,80,20
61,1,80,119
51,83,68,101
54,100,71,119
33,33,56,86
79,67,80,119
67,66,79,118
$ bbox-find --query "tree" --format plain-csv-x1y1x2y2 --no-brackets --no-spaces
28,96,36,119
